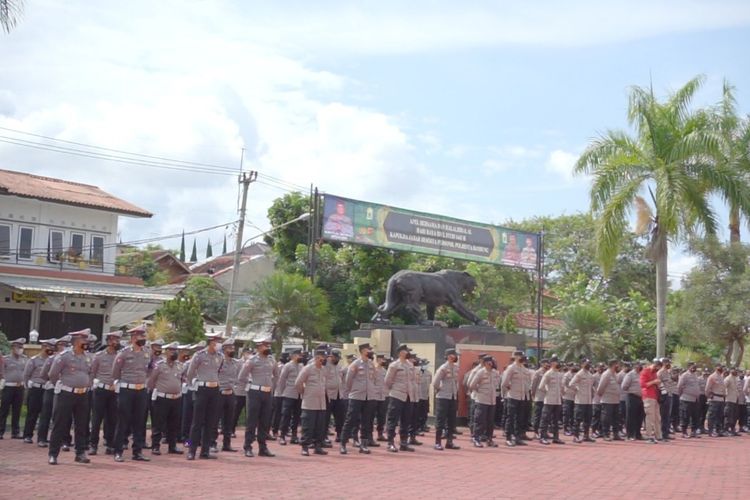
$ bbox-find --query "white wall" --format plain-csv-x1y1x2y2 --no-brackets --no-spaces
0,195,120,275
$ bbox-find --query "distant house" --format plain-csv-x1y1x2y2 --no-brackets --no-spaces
190,242,274,295
151,250,193,284
0,169,178,340
514,311,564,358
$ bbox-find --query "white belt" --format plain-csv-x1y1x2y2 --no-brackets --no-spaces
119,382,146,390
59,385,89,394
155,391,181,399
95,382,116,391
196,381,219,388
44,382,54,390
28,382,44,389
3,382,23,387
246,383,272,393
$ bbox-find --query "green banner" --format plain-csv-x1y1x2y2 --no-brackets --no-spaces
321,195,539,270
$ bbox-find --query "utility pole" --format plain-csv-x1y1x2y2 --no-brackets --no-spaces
225,171,257,337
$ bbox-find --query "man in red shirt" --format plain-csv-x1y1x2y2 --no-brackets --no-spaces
640,359,664,443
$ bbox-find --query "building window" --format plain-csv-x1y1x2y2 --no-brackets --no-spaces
90,235,104,266
69,233,84,261
18,227,33,259
48,230,64,262
0,225,10,257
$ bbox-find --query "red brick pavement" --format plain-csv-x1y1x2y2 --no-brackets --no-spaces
1,429,749,499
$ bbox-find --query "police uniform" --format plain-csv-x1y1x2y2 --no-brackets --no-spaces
597,365,622,440
295,349,329,455
22,338,55,443
417,363,432,433
340,344,378,454
562,367,577,435
239,335,278,457
217,338,240,452
469,356,499,447
270,352,289,439
705,368,727,436
277,350,303,445
724,370,740,435
432,349,460,450
89,331,121,455
180,343,202,444
37,337,69,447
47,330,92,464
0,338,28,439
373,355,388,441
621,365,644,440
530,364,547,436
569,363,595,442
384,344,416,452
500,354,529,446
185,333,223,460
324,352,346,441
657,362,676,438
677,365,701,437
539,362,564,444
112,324,152,462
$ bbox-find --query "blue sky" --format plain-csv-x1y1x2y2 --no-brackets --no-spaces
1,0,749,279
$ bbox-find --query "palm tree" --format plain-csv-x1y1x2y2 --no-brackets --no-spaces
713,81,750,243
548,304,613,361
1,0,23,34
575,75,750,357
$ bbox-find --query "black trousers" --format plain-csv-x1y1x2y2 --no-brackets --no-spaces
301,409,327,448
495,396,504,427
532,401,544,433
435,398,457,442
218,394,235,447
180,391,194,442
326,396,346,436
49,391,89,457
698,395,708,428
670,394,680,430
679,400,700,433
468,399,475,433
244,389,272,449
562,399,574,432
601,403,620,437
659,395,672,437
271,396,284,434
740,403,748,429
408,401,420,437
574,404,593,437
232,394,245,434
520,399,531,432
473,402,495,441
540,403,562,439
707,401,725,433
592,404,601,433
418,399,429,429
0,385,24,436
37,388,55,443
114,388,148,454
375,399,387,434
386,397,412,443
724,402,738,432
625,394,644,438
619,400,627,431
151,396,181,449
189,386,220,454
23,386,44,439
90,388,117,448
342,398,376,444
504,398,521,439
279,397,301,437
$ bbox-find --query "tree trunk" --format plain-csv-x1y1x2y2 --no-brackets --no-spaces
725,340,734,366
729,204,741,243
654,240,668,358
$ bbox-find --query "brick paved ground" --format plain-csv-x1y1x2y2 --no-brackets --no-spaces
1,428,749,499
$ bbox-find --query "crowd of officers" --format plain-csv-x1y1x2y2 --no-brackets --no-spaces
2,330,749,465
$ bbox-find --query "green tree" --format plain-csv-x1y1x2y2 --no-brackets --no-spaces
575,75,750,357
179,230,186,262
190,239,197,263
236,271,332,351
1,0,23,33
156,294,204,344
0,330,10,355
670,239,750,364
548,303,615,362
116,245,169,286
265,192,311,265
206,239,213,259
182,275,227,321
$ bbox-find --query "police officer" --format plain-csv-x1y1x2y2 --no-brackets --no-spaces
530,358,549,438
277,349,303,446
325,350,346,442
89,330,121,455
677,361,701,438
270,351,290,440
384,344,416,453
373,353,388,443
37,336,69,448
724,367,740,435
657,357,676,439
112,324,152,462
0,337,28,439
570,359,595,443
147,341,183,455
469,355,499,448
185,332,223,460
340,343,378,455
621,361,644,440
705,364,727,437
597,359,622,441
47,329,92,465
432,348,460,451
417,360,432,434
562,363,576,435
180,342,202,446
539,355,564,445
22,337,55,444
295,347,329,456
501,351,529,447
239,335,278,458
217,338,240,452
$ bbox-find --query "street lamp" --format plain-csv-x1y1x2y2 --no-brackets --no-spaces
224,212,311,336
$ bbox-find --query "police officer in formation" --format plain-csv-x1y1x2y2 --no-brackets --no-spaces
239,334,277,458
89,330,121,455
0,337,28,439
186,332,223,460
147,341,183,455
21,338,55,444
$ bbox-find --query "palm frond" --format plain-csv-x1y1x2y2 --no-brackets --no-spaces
0,0,23,34
667,75,705,125
634,196,653,235
595,176,643,274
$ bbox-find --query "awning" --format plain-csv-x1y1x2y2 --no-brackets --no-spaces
0,276,180,303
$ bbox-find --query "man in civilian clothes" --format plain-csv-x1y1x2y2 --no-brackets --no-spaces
89,331,121,455
640,358,663,443
340,343,377,455
0,337,28,440
47,329,92,465
22,338,55,444
677,361,701,438
432,348,460,451
112,324,152,462
240,335,278,458
570,360,595,443
295,348,329,456
147,342,183,455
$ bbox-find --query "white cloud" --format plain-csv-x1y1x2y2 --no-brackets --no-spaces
545,149,580,181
